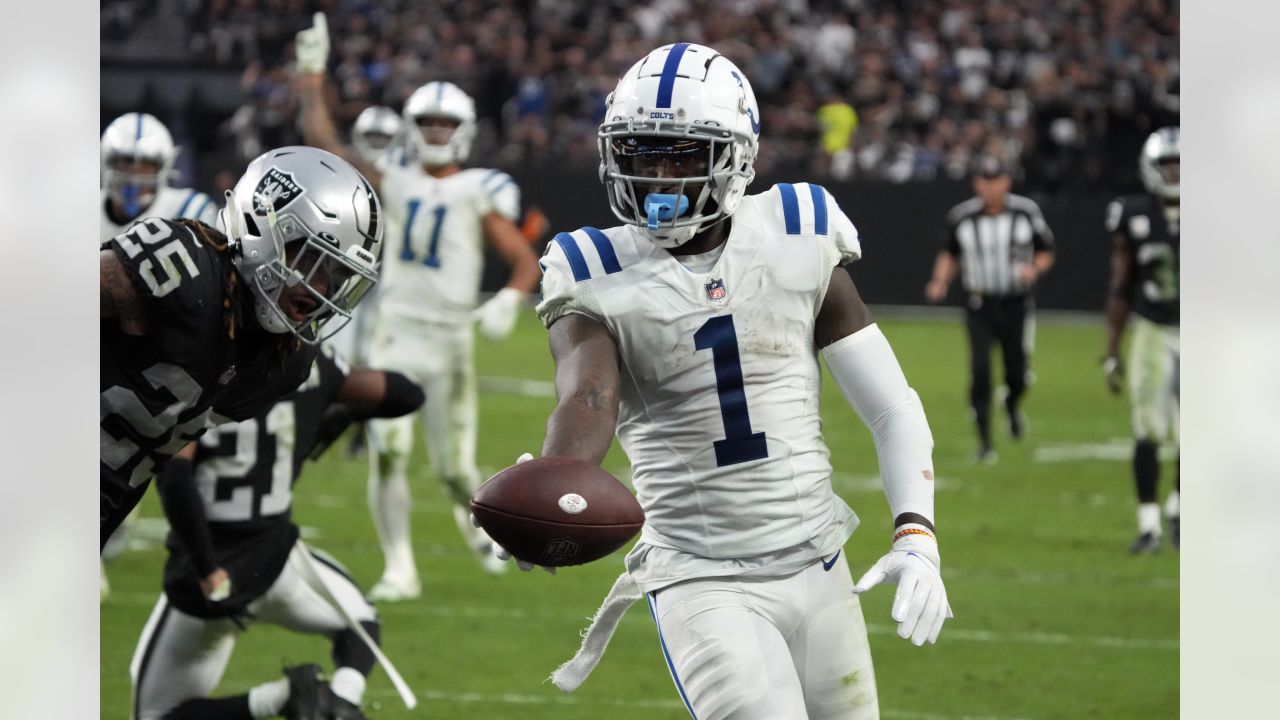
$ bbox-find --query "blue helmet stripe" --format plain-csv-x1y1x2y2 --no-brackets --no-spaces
655,43,690,109
582,227,622,275
552,232,591,282
434,82,445,103
809,184,828,235
778,184,801,235
134,113,143,141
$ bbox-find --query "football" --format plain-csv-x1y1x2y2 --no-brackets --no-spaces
470,457,645,567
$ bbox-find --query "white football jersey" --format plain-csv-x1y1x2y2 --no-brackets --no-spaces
376,149,521,325
100,186,219,245
538,183,863,586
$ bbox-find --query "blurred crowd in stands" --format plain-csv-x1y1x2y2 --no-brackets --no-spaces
102,0,1179,191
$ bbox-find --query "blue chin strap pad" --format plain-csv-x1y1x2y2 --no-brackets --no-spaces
645,193,690,231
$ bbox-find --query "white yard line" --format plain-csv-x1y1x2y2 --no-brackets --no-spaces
1033,440,1179,464
109,593,1176,651
477,376,557,397
362,687,1034,720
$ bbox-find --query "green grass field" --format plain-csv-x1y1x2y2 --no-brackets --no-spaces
100,308,1178,720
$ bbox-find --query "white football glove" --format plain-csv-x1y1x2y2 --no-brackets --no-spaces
473,288,524,342
852,531,953,646
471,452,557,574
295,12,330,75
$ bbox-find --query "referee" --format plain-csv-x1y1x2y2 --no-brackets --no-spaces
925,155,1056,462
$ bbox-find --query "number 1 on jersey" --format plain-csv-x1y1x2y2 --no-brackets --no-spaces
401,199,447,268
694,315,769,467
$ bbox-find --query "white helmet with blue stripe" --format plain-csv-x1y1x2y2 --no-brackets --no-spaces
101,112,178,219
402,81,476,168
352,105,404,164
599,43,760,248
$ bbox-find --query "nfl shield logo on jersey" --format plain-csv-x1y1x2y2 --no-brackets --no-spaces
253,167,305,214
704,278,728,304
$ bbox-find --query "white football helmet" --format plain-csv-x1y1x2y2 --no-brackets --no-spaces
599,43,760,248
101,112,178,220
1139,126,1179,201
402,81,476,168
352,105,403,164
220,147,383,345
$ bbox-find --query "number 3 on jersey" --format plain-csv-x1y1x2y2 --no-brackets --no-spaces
400,199,447,268
694,315,769,467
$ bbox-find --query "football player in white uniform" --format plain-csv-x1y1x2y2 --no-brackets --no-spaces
511,44,951,719
350,105,402,166
324,106,403,367
101,112,219,244
294,14,541,598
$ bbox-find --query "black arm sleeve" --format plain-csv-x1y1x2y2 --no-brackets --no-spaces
306,372,425,460
155,458,217,577
375,371,426,418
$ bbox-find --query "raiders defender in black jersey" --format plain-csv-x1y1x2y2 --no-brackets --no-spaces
101,146,383,550
1104,127,1180,554
129,347,423,720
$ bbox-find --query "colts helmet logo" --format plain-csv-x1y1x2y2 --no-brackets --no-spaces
253,167,305,215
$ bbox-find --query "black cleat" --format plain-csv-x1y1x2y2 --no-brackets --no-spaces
328,693,370,720
282,664,329,720
1129,531,1161,555
1005,398,1025,440
1169,516,1180,550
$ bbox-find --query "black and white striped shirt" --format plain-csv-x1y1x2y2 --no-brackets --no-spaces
944,194,1055,296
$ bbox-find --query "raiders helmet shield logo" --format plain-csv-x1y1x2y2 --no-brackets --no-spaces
253,167,306,215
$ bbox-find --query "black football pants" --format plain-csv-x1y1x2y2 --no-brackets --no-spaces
965,294,1031,448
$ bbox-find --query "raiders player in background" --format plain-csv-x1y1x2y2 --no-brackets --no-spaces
1104,127,1180,553
102,112,219,242
100,146,383,550
129,347,423,720
295,13,542,597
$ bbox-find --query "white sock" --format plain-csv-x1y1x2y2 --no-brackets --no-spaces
330,667,367,707
1164,491,1180,519
1138,503,1162,535
247,677,290,718
368,454,417,583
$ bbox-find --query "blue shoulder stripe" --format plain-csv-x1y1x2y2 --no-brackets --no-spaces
195,195,215,222
808,184,828,235
552,233,591,282
777,184,801,235
176,190,200,218
482,169,507,188
581,227,622,275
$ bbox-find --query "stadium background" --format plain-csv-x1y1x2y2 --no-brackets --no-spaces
100,1,1179,718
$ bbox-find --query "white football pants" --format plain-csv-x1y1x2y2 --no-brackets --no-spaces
1128,317,1179,444
365,316,489,580
647,557,879,720
129,542,376,720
